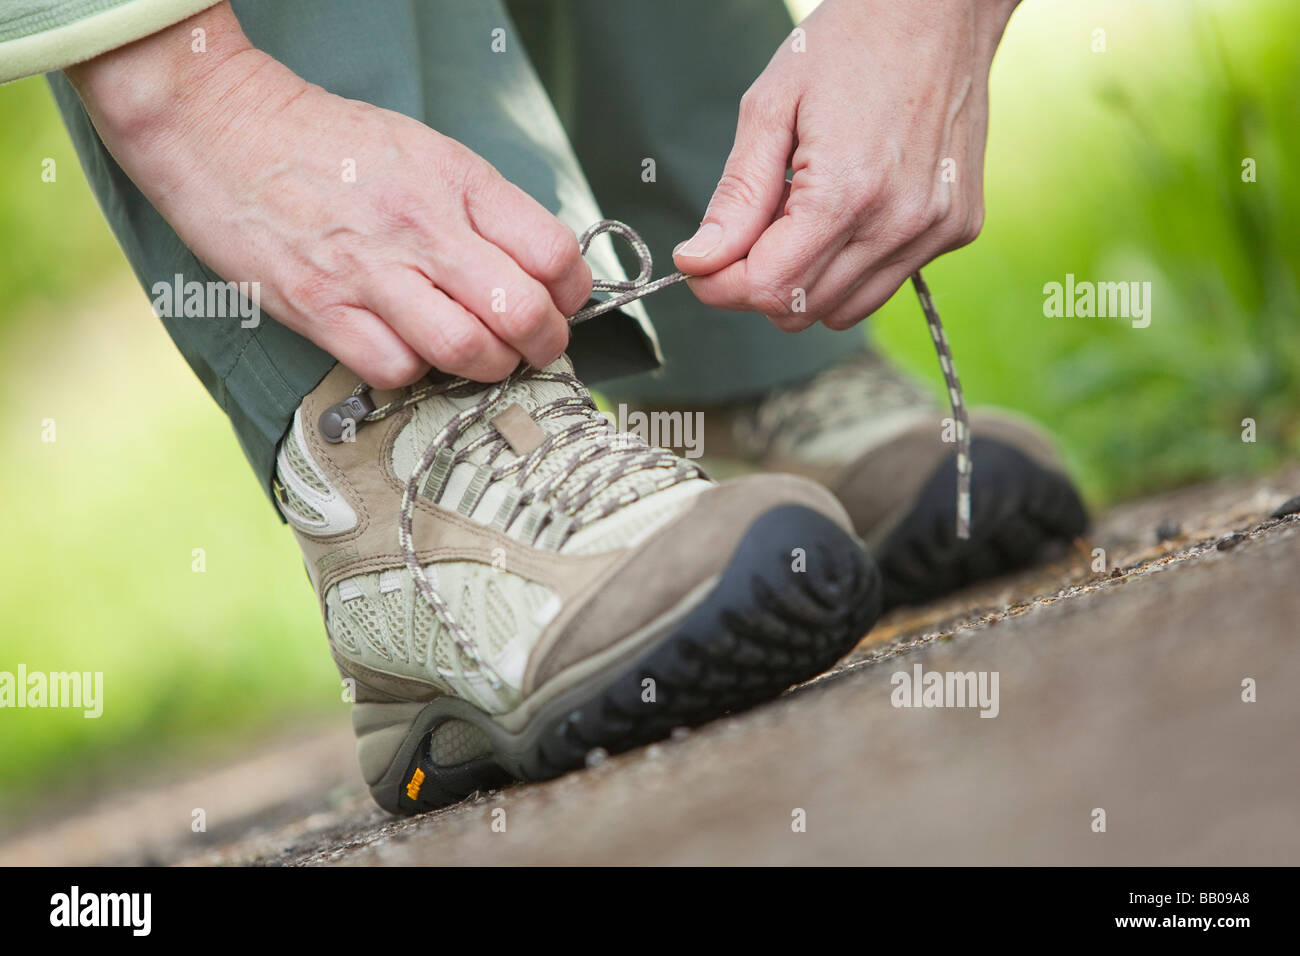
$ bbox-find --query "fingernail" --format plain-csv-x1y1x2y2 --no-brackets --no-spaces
676,222,723,258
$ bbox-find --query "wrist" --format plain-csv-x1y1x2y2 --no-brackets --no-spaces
977,0,1022,32
66,1,262,148
969,0,1021,66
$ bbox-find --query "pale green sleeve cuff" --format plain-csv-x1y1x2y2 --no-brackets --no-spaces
0,0,224,84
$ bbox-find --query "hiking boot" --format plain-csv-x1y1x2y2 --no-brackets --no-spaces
273,356,881,815
668,348,1089,609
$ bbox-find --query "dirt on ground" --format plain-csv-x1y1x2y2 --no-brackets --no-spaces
4,466,1298,866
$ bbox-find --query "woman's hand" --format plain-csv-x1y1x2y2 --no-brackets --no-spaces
674,0,1019,331
69,2,592,387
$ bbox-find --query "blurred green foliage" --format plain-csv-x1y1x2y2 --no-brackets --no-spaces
1,0,1297,813
874,0,1300,499
0,78,121,309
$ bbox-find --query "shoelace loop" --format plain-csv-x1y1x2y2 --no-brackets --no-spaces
568,219,689,325
319,220,970,695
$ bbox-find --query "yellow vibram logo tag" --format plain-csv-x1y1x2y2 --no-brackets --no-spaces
406,767,426,801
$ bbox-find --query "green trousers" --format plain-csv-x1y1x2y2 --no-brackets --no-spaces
50,0,859,504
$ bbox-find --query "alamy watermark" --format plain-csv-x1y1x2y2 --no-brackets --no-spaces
601,404,704,459
151,273,261,328
891,663,999,718
0,664,103,718
1043,273,1152,328
50,886,150,936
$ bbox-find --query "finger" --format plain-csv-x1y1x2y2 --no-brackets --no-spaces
309,304,430,390
464,176,595,316
365,268,523,382
425,235,571,369
817,244,936,332
814,175,985,331
788,229,925,324
684,206,850,327
673,85,797,275
811,173,988,332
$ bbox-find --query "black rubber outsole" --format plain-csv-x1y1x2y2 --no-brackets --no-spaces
388,504,882,814
873,437,1089,610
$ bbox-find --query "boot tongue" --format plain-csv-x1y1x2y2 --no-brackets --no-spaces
391,356,578,481
390,357,704,533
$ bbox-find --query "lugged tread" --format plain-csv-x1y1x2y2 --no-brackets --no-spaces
874,437,1089,609
391,505,881,812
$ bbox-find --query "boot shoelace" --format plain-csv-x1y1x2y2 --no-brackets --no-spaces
320,220,970,690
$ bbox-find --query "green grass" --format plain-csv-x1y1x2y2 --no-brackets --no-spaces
2,0,1298,810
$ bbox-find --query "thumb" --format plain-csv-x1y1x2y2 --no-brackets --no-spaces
674,89,796,275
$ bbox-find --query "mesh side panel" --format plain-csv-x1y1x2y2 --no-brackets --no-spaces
483,578,516,658
325,563,558,709
432,581,464,680
283,430,331,495
428,719,493,765
353,595,392,662
410,594,438,667
326,600,361,654
381,586,410,663
456,580,476,659
279,482,324,523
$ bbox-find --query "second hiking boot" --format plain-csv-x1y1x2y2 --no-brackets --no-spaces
675,348,1089,609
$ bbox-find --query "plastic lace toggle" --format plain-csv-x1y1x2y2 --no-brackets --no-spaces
318,393,376,443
